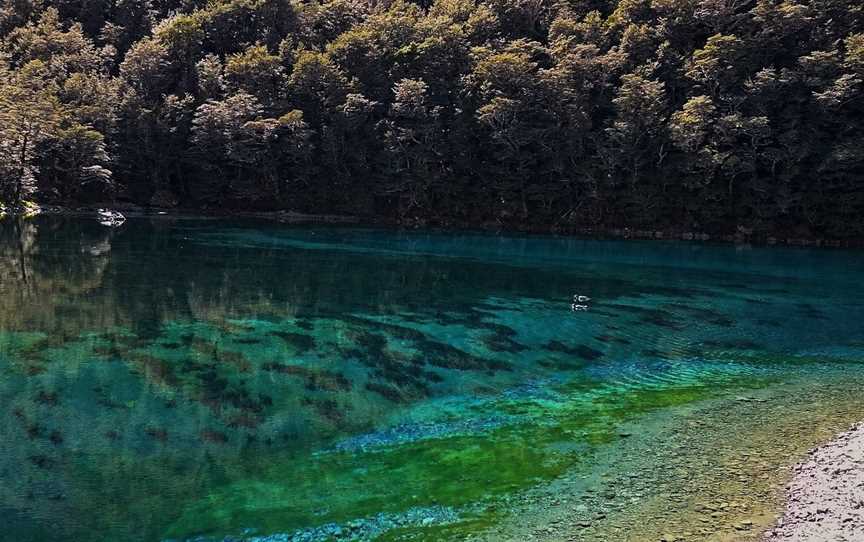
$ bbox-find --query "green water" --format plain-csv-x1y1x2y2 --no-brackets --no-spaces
1,217,863,542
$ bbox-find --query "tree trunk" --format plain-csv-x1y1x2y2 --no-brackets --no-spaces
13,133,29,212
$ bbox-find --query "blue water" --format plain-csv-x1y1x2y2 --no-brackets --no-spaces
0,217,862,542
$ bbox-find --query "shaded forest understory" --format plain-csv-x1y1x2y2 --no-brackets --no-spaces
1,0,862,237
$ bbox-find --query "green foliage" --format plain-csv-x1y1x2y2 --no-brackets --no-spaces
670,95,715,154
0,0,862,235
224,44,285,106
119,37,171,98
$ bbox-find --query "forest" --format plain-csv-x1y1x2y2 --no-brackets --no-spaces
0,0,862,236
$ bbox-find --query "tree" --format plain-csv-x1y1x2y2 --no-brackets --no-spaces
0,0,863,237
686,34,745,100
381,78,443,217
153,13,205,93
286,50,350,125
469,43,555,221
191,92,273,203
326,0,423,101
601,68,667,187
4,8,105,76
224,44,285,109
669,95,716,156
39,124,113,202
119,37,172,99
196,54,225,101
0,61,62,210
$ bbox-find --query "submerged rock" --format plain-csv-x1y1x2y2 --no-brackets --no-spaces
192,505,461,542
327,416,512,453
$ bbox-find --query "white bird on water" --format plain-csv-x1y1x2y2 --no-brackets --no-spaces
97,209,126,227
571,293,591,312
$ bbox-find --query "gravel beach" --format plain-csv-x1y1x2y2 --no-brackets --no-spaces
763,422,864,541
467,371,864,542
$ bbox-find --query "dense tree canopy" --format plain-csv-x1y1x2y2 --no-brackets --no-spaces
0,0,862,236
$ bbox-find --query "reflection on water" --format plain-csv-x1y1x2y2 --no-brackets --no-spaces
1,217,863,542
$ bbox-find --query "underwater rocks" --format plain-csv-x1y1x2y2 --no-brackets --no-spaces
181,506,460,542
267,331,316,352
328,416,512,453
364,381,425,403
145,427,169,442
199,429,229,444
34,390,60,406
301,397,348,424
341,317,428,342
418,340,510,372
544,341,604,361
500,379,566,401
763,422,864,541
261,363,352,392
27,454,56,469
341,322,511,373
470,377,864,542
481,332,528,353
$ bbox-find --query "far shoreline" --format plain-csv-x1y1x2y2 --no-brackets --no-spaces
6,203,864,250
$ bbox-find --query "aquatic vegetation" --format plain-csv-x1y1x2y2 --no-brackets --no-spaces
544,341,604,361
267,331,315,352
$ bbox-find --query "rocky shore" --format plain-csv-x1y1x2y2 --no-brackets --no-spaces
763,422,864,541
469,370,864,542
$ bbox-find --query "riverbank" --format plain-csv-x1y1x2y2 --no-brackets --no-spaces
763,422,864,541
470,369,864,541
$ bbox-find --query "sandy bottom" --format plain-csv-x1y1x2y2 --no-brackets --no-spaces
763,422,864,541
470,370,864,542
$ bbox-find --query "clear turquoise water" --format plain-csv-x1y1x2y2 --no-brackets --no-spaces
1,217,863,542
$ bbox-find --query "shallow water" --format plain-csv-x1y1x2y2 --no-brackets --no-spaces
1,217,863,542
